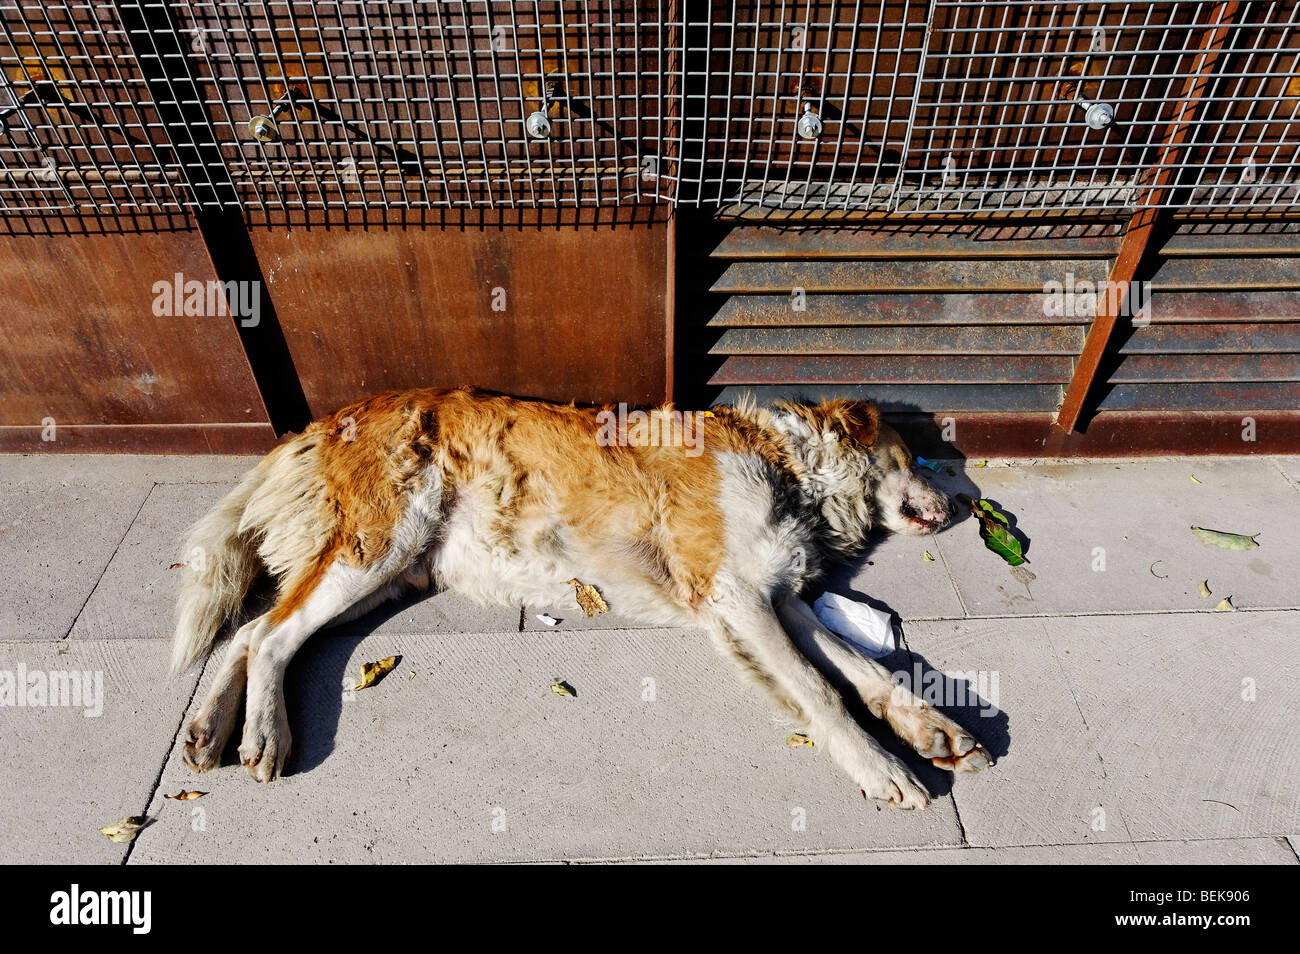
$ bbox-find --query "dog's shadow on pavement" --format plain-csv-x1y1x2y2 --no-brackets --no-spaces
277,592,433,776
846,646,1011,801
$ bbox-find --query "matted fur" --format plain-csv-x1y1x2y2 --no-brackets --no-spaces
172,387,990,802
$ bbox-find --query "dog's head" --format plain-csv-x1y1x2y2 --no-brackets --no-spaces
864,420,955,536
780,398,954,539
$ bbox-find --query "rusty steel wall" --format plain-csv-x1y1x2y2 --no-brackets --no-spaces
0,2,1297,454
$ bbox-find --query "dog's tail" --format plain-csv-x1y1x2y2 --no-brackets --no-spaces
170,462,271,674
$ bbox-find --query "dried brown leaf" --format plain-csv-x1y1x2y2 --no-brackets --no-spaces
565,578,609,617
353,655,399,691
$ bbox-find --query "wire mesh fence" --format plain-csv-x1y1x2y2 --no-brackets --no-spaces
0,1,1296,217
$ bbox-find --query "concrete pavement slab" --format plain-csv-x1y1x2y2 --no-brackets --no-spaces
932,457,1300,616
521,603,660,632
647,836,1295,863
1047,611,1300,842
897,616,1131,847
68,483,231,641
0,460,153,640
0,453,260,487
647,843,1139,863
1131,836,1298,864
818,526,966,622
130,629,963,864
1274,456,1300,493
0,639,199,863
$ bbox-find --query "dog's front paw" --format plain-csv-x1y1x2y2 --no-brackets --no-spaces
238,694,291,783
843,746,930,809
890,701,994,774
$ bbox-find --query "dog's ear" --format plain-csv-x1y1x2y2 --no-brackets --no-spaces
816,398,880,448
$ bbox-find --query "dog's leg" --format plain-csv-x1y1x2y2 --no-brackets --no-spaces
710,592,931,808
239,560,396,781
182,613,269,771
777,594,992,773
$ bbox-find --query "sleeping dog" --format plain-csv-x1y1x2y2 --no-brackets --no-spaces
173,388,991,807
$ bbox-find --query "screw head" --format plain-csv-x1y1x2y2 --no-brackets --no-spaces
1084,102,1114,130
796,105,823,141
525,110,552,139
247,115,279,143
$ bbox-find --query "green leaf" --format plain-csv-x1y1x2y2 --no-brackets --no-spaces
959,495,1028,566
1191,526,1260,550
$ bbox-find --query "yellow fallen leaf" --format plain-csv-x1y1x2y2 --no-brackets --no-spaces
922,551,935,562
1214,597,1235,612
99,816,147,843
550,679,576,698
1198,580,1212,598
975,460,988,468
353,655,399,691
566,579,609,617
786,733,813,747
162,790,206,801
1190,475,1202,484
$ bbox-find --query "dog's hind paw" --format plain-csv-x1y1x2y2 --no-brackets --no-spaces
182,709,237,773
238,700,291,783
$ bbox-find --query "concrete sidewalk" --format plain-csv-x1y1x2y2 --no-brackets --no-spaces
1,453,1296,864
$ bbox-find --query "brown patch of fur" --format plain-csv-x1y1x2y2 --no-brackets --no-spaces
779,398,881,449
265,389,736,619
267,390,443,625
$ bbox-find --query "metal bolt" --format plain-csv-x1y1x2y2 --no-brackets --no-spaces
525,109,552,139
1081,101,1114,130
796,102,822,140
247,114,279,143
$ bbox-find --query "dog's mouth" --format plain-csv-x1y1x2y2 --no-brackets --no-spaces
900,499,950,532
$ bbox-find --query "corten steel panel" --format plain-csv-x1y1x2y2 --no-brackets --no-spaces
0,229,272,429
247,215,669,415
178,0,679,215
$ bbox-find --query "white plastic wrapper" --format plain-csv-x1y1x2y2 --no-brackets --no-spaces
812,592,896,659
